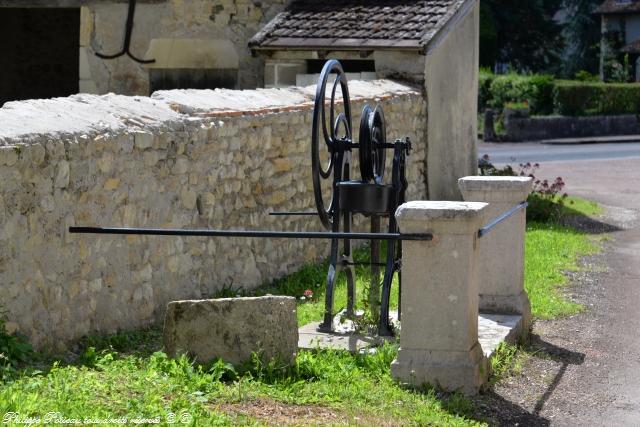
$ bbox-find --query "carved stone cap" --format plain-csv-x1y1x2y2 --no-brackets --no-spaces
395,201,488,235
458,176,533,203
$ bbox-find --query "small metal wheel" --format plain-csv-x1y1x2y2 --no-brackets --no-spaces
311,60,353,230
359,105,386,184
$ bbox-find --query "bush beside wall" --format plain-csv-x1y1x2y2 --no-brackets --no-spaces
480,73,640,117
479,73,555,115
554,81,640,116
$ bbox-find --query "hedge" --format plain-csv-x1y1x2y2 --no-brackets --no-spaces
478,70,496,112
554,81,640,115
480,73,555,115
480,72,640,116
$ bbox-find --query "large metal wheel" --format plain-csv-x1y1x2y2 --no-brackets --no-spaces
359,105,386,184
311,60,352,230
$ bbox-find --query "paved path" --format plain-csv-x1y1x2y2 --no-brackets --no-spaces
478,141,640,164
536,158,640,426
477,151,640,425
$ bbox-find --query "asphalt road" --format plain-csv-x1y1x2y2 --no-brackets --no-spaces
478,143,640,425
479,141,640,164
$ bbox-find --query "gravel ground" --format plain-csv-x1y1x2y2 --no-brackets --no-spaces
472,199,640,426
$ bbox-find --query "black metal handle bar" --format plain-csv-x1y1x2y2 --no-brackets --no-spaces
69,227,433,241
478,201,528,238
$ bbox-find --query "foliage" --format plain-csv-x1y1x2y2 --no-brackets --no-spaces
478,156,570,222
478,154,515,176
0,335,482,426
606,54,632,83
489,343,518,385
520,162,569,223
479,0,564,73
602,29,628,82
0,310,33,381
480,73,640,117
574,70,599,82
478,69,497,111
480,72,555,114
554,80,640,115
560,0,602,77
525,221,600,319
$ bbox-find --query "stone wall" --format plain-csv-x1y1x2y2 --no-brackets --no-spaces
503,114,640,142
80,0,287,95
0,80,427,349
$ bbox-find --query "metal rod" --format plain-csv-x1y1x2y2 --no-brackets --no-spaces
478,201,528,238
69,226,433,241
94,0,155,64
268,212,318,216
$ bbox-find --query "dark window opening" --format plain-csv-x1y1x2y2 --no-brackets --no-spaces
306,59,376,74
149,69,238,93
0,8,80,106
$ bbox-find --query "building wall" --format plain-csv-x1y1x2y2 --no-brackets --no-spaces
0,80,427,349
625,15,640,43
80,0,287,95
424,0,479,200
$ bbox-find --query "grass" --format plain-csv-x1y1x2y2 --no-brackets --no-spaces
0,336,482,426
525,196,603,319
228,244,399,328
0,196,605,425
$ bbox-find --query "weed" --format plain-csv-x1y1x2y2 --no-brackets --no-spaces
0,309,33,381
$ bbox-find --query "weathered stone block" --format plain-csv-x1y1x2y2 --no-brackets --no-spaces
163,296,298,365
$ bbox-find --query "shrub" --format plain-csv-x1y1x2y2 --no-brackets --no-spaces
554,81,640,115
0,310,33,380
478,155,568,222
574,70,599,82
478,69,497,111
487,73,555,115
519,162,568,222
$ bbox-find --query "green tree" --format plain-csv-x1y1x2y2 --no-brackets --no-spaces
561,0,601,77
480,0,565,73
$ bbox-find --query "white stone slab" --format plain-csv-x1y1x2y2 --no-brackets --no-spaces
478,313,523,358
298,312,523,356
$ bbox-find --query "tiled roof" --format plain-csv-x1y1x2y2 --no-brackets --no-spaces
249,0,470,52
595,0,640,14
621,39,640,52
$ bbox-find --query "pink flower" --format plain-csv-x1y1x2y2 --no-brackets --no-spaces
303,289,314,299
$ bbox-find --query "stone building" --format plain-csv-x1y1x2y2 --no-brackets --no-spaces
0,0,288,102
251,0,480,200
596,0,640,81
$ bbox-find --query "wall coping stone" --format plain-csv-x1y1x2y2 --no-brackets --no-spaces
152,80,421,116
396,200,487,221
458,177,533,203
0,80,420,145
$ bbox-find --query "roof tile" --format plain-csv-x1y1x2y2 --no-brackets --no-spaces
249,0,468,51
595,0,640,14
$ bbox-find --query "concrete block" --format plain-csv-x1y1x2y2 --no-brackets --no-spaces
392,201,488,395
458,176,533,334
163,296,298,365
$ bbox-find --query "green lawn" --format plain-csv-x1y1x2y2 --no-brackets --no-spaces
525,196,602,319
0,197,603,426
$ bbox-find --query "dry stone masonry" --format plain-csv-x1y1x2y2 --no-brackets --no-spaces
0,80,427,349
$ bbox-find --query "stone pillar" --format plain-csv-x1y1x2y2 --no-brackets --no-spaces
391,201,488,395
458,176,533,331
